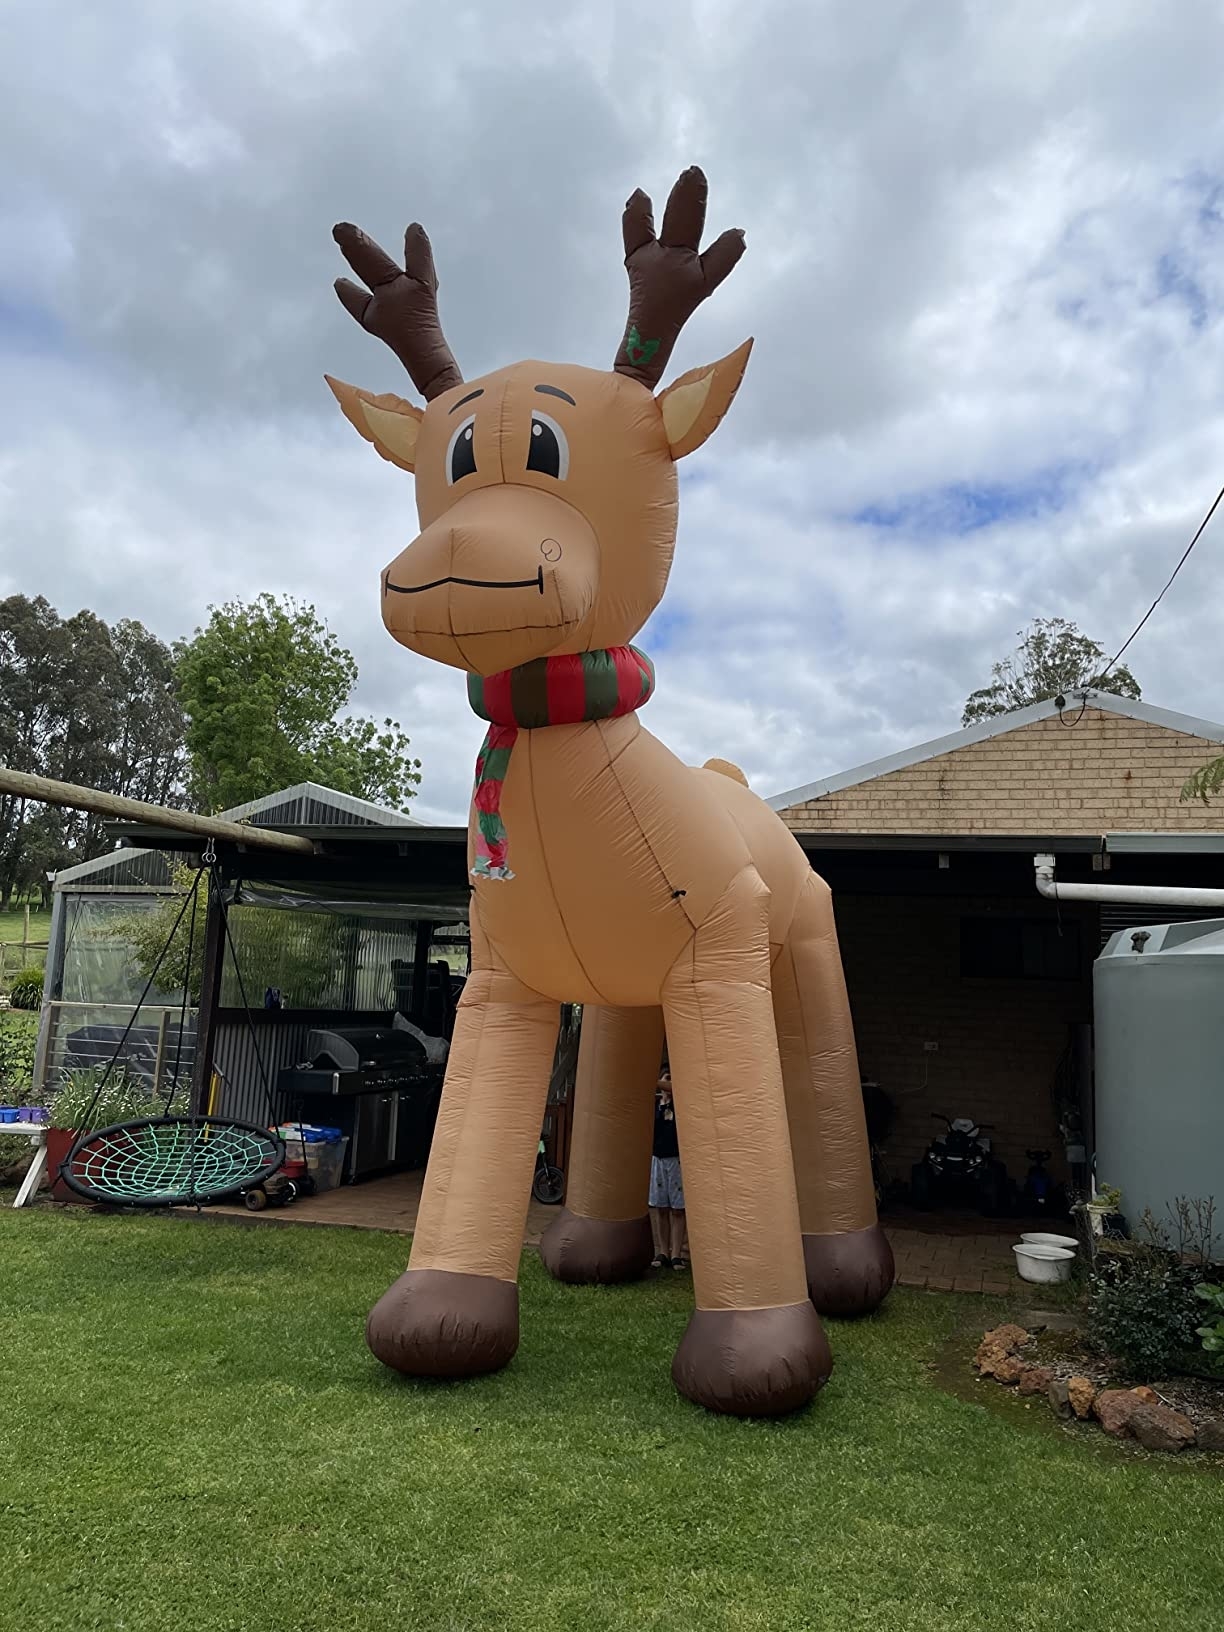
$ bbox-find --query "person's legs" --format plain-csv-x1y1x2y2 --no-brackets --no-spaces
668,1207,687,1266
649,1156,673,1265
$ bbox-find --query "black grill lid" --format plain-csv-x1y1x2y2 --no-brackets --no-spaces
303,1026,428,1071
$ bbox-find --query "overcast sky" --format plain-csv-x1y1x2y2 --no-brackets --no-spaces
3,0,1224,821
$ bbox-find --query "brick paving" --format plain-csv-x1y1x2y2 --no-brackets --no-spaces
210,1169,559,1245
210,1175,1040,1294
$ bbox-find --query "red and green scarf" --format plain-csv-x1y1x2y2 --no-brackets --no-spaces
467,646,655,880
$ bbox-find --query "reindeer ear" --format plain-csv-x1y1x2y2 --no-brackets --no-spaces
656,338,753,460
325,375,423,473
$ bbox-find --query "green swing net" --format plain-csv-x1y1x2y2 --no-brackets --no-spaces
58,852,286,1208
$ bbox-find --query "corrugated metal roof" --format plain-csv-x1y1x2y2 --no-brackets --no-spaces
50,846,182,890
217,782,417,829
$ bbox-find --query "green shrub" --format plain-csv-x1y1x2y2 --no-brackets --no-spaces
7,968,44,1011
1087,1250,1205,1378
0,1010,39,1097
1196,1284,1224,1356
50,1067,161,1132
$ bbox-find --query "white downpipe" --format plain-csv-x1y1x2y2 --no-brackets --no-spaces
1033,852,1224,910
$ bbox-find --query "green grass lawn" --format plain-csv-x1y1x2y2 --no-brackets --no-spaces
0,905,50,986
0,905,51,944
1,1211,1220,1632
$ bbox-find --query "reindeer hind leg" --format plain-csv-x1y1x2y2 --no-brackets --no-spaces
539,1004,662,1285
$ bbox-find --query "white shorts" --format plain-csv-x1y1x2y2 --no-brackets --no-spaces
650,1155,684,1210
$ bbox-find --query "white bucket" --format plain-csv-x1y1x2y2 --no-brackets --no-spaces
1020,1232,1079,1251
1013,1242,1075,1284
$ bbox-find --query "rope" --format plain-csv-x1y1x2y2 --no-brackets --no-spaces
164,865,200,1113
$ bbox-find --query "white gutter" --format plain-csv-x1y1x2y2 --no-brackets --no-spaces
1034,852,1224,910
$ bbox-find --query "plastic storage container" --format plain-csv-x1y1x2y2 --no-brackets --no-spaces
304,1136,348,1193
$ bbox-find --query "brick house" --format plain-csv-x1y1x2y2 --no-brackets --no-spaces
767,692,1224,1198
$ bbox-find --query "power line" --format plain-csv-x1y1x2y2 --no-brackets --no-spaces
1098,480,1224,683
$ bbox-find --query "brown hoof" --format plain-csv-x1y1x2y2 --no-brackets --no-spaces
539,1208,654,1284
671,1302,832,1417
803,1224,895,1317
365,1267,518,1378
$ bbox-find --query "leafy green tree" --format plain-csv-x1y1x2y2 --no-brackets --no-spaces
0,596,185,908
1181,757,1224,805
175,594,420,812
117,866,338,1007
962,617,1141,726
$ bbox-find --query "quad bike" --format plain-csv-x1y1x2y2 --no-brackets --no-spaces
910,1115,1014,1217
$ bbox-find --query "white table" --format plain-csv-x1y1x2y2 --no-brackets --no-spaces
7,1122,50,1208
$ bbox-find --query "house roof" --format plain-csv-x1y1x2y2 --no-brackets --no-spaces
766,691,1224,812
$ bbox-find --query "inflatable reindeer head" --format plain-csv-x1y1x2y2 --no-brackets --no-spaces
327,168,751,676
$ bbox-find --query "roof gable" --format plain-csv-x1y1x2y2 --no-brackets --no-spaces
767,692,1224,811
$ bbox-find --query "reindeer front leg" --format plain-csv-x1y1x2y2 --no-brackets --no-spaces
366,935,558,1379
663,866,831,1416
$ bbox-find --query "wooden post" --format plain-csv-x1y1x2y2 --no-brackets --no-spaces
0,767,315,857
152,1008,172,1099
189,879,228,1117
22,904,29,962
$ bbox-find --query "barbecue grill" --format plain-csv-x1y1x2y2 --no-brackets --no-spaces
278,1018,446,1181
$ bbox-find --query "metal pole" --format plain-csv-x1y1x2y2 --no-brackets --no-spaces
189,879,229,1116
0,767,316,857
1034,852,1224,909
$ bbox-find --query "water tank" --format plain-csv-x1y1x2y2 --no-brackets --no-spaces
1094,917,1224,1251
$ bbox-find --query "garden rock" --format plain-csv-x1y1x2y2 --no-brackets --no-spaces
1197,1419,1224,1452
1067,1376,1097,1419
1095,1389,1143,1438
1048,1379,1073,1419
985,1323,1030,1352
975,1325,1030,1380
1017,1365,1054,1396
1129,1402,1195,1454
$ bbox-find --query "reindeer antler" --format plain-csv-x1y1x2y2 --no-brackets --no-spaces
614,167,746,391
332,220,463,402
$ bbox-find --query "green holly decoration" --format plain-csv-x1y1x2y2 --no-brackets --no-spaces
624,325,660,367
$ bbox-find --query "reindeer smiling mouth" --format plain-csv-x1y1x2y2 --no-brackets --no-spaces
384,566,546,596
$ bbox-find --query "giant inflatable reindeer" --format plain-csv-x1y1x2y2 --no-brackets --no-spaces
327,169,893,1416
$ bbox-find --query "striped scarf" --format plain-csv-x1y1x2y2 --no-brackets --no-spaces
467,646,655,880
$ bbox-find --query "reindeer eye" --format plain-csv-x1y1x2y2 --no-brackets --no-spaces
527,412,569,481
446,415,477,485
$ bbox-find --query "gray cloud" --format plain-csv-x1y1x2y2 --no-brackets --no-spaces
3,0,1224,824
